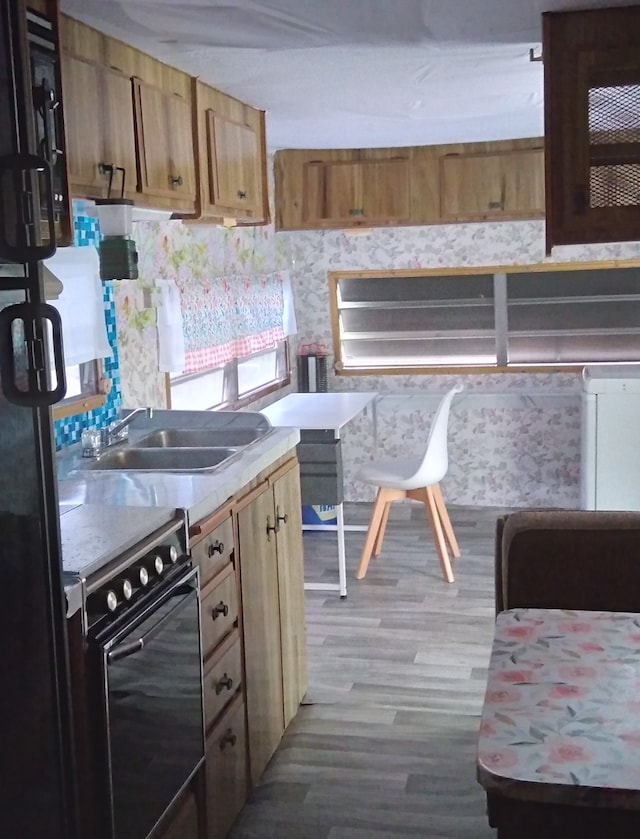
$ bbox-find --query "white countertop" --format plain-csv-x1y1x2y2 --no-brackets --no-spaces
260,392,377,431
60,504,178,577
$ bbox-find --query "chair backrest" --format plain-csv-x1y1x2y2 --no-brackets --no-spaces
410,384,463,486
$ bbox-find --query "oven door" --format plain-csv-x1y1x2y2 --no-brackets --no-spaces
101,566,204,839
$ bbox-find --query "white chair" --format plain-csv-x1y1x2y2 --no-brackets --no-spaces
355,385,463,583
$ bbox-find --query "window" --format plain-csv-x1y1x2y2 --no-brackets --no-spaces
169,340,290,411
330,261,640,374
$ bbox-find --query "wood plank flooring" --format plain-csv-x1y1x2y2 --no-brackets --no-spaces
231,502,511,838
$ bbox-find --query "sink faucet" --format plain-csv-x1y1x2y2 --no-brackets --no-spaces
102,407,153,447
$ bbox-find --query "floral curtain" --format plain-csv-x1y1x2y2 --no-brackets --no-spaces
179,271,286,374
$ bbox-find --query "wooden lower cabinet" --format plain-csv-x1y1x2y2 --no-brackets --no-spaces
236,457,308,783
205,694,248,839
187,452,307,837
153,786,202,839
236,482,286,784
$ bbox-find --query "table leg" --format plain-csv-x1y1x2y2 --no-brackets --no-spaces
336,502,347,598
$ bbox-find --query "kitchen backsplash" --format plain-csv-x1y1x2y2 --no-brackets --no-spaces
53,208,121,449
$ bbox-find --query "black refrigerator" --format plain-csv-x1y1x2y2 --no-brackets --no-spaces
0,0,79,835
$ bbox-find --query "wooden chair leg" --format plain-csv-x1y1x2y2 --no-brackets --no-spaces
356,488,396,579
432,483,460,558
422,486,455,583
373,501,392,557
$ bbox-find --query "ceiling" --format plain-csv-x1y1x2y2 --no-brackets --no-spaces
60,0,635,151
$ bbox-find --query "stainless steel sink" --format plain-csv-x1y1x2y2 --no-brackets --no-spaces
135,427,269,448
85,446,239,472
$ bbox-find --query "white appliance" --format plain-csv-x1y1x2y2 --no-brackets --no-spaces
581,365,640,510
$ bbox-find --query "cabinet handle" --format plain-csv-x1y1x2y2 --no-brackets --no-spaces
215,674,234,695
266,515,278,540
276,507,288,526
168,174,183,187
237,189,247,200
219,729,237,751
208,540,224,557
211,601,229,620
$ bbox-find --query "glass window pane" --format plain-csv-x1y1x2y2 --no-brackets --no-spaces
238,349,278,396
171,369,225,410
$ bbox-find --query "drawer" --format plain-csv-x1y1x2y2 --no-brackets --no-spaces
191,514,234,586
200,563,238,659
203,629,242,731
205,694,247,839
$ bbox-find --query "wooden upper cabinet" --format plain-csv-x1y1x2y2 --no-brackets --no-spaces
191,80,267,224
61,15,196,212
275,139,545,231
101,67,138,200
440,148,545,221
544,6,640,251
207,112,260,212
133,79,196,202
60,16,136,201
303,157,410,226
61,53,104,195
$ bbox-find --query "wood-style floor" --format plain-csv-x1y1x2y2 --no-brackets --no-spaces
231,502,510,838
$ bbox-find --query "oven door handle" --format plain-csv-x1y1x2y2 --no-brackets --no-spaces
107,585,197,664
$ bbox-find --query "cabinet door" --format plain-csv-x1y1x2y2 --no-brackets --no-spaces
207,111,259,213
440,149,545,221
133,79,173,197
314,158,410,224
236,485,285,784
61,53,105,196
273,463,307,727
543,6,640,249
166,94,197,201
102,68,138,201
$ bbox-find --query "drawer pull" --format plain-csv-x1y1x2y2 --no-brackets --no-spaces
168,174,183,187
208,540,224,557
219,729,237,751
215,674,234,695
211,601,229,620
276,507,288,526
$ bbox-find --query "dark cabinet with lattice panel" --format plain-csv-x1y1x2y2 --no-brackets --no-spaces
543,6,640,251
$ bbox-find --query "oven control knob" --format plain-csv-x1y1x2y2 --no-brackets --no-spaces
105,590,118,612
146,554,164,576
132,565,150,587
157,545,179,564
117,578,133,601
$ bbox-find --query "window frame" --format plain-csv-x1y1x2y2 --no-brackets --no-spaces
167,339,291,411
329,258,640,375
52,359,106,420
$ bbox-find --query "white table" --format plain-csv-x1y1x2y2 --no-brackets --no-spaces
261,392,377,597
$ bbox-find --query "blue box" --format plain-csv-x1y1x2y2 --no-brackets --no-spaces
301,505,337,526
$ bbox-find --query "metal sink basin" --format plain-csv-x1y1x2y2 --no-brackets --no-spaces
85,446,239,472
135,427,269,448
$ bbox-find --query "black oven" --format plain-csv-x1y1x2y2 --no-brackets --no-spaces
76,519,205,839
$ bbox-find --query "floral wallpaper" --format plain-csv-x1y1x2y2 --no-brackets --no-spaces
113,174,640,510
116,219,293,406
277,218,640,508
